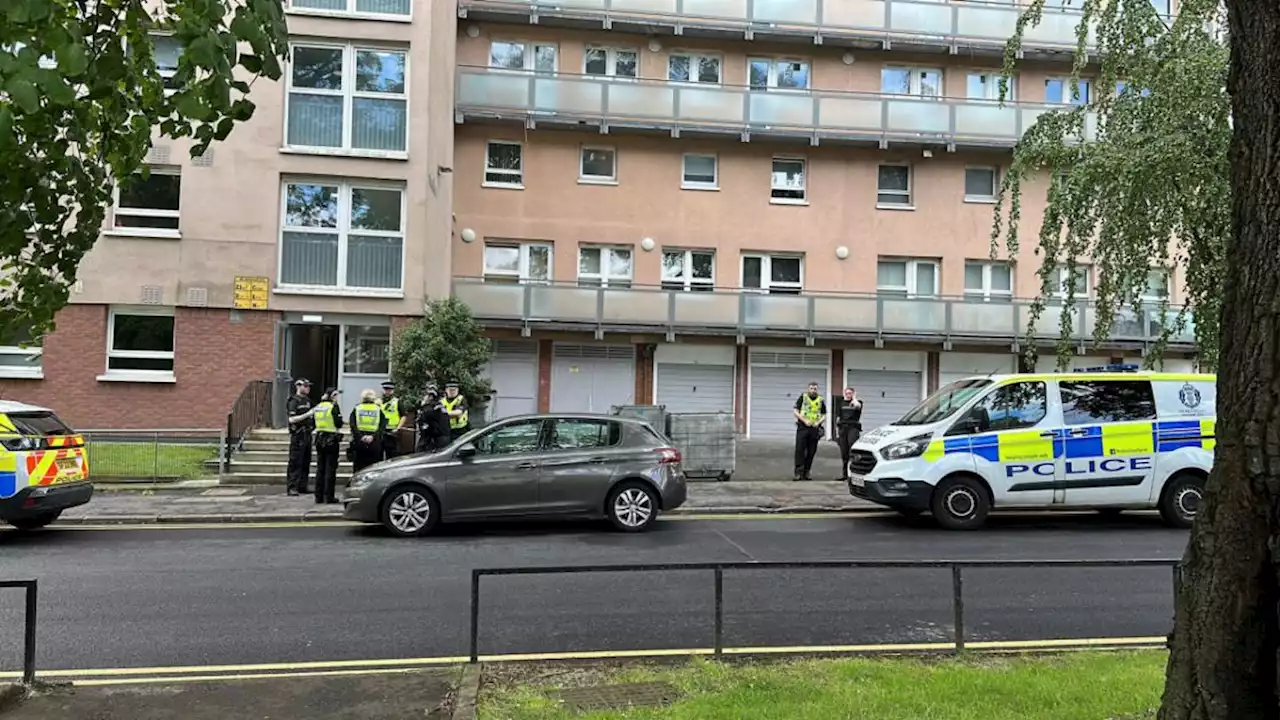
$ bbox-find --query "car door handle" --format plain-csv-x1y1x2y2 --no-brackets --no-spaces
587,457,608,464
1039,431,1057,438
515,462,538,470
1068,428,1089,437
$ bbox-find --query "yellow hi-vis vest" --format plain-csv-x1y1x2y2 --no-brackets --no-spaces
355,403,382,433
801,394,824,423
381,396,400,427
313,402,338,433
442,396,468,430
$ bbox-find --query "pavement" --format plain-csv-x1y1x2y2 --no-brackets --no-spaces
62,479,875,524
0,514,1187,675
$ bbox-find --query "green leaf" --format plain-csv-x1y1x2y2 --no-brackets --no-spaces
214,116,234,140
57,42,88,76
4,76,39,114
0,107,12,144
36,71,75,105
239,53,263,75
173,93,214,122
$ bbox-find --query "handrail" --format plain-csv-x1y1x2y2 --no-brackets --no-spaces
468,558,1180,662
0,580,37,684
223,381,273,473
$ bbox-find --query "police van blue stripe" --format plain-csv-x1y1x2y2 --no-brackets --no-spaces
0,471,16,499
1154,419,1208,452
1064,426,1104,460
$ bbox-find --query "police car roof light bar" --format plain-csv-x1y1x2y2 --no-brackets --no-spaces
1075,364,1141,373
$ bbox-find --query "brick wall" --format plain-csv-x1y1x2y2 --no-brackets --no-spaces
0,305,278,430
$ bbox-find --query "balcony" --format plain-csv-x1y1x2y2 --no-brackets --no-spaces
455,67,1095,149
453,277,1197,350
458,0,1096,57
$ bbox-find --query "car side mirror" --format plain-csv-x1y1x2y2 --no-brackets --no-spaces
456,443,477,459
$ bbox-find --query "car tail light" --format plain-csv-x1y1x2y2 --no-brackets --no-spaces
656,447,682,464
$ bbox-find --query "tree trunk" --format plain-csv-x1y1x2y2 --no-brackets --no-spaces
1158,1,1280,718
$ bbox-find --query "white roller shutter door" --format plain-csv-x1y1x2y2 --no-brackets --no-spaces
486,340,539,419
656,363,734,414
748,350,830,439
845,369,923,432
550,343,635,413
938,352,1017,388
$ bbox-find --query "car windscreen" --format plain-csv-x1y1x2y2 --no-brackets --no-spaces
894,379,994,426
5,412,74,437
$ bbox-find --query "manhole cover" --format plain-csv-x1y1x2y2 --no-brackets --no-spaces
554,682,681,711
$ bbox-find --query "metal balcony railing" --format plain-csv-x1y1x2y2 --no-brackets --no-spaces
455,67,1098,147
452,277,1197,347
459,0,1101,52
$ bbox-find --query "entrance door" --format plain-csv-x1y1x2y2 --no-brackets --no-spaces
339,324,392,410
286,324,340,397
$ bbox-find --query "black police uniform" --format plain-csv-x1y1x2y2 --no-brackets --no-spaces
348,404,388,473
313,396,344,504
285,386,314,495
835,397,864,480
415,399,451,453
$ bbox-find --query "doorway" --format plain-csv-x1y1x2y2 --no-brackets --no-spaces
286,324,340,398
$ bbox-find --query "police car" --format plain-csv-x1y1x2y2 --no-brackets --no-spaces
846,366,1215,530
0,401,93,530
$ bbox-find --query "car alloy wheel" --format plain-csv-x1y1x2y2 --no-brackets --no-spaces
612,487,654,530
387,490,431,535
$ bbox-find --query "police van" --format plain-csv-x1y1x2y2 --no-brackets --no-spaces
846,366,1214,530
0,401,93,530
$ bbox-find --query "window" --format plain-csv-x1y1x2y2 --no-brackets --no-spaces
1059,380,1156,426
742,254,802,295
484,241,552,284
279,180,405,292
1052,264,1092,298
881,67,942,97
964,167,998,202
682,154,718,189
548,419,621,450
286,44,407,153
876,165,911,207
668,53,721,84
1115,80,1152,98
484,141,523,187
584,46,637,78
1142,269,1170,301
877,258,939,297
290,0,410,17
580,147,617,183
1045,77,1091,106
578,246,633,288
963,381,1048,433
489,41,557,72
105,307,175,379
749,58,809,90
113,167,181,234
966,72,1013,101
343,325,390,375
153,35,181,91
473,419,545,455
0,323,42,379
964,261,1013,302
1150,0,1170,14
662,249,715,291
770,158,806,203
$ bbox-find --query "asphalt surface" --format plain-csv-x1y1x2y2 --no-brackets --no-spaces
0,514,1188,673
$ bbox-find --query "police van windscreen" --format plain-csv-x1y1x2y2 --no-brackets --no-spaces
7,412,74,437
894,379,993,426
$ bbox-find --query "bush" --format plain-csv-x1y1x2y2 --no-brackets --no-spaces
391,297,492,412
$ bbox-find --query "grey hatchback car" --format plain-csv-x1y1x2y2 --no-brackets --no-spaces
342,413,688,537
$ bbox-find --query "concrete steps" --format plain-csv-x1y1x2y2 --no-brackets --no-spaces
219,429,365,484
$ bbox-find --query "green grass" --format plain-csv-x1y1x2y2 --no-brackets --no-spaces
87,442,219,479
480,651,1167,720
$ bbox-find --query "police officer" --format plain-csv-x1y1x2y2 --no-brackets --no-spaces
378,381,404,461
348,389,387,473
835,387,864,481
792,381,827,482
441,381,470,441
312,388,344,504
285,378,314,496
415,385,451,454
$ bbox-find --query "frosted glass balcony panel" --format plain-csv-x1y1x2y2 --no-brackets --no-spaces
886,98,949,134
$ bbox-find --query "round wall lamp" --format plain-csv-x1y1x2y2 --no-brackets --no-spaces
640,237,656,251
842,52,855,65
648,38,662,52
466,25,481,38
835,245,850,260
460,228,477,243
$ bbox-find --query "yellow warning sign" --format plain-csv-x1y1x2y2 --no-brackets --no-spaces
233,276,269,310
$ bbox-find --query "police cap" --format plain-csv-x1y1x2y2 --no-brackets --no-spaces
445,380,460,389
294,378,311,386
380,381,395,390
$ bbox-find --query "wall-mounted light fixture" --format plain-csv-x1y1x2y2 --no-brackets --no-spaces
835,246,850,260
640,237,656,251
648,38,662,52
460,228,477,243
466,25,481,38
842,52,855,65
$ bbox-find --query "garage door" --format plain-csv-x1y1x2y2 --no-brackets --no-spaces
748,350,829,439
486,340,539,419
938,353,1016,388
550,343,635,413
846,369,922,432
656,363,734,414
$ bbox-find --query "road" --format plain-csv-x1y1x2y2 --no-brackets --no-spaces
0,513,1188,674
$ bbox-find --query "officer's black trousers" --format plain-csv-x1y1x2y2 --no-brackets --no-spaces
382,431,400,462
836,425,861,479
793,426,821,478
313,434,340,502
450,425,470,442
351,439,382,473
286,431,311,492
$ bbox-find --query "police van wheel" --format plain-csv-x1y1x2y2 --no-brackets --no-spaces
8,511,60,531
1159,473,1204,529
380,485,439,537
931,477,990,531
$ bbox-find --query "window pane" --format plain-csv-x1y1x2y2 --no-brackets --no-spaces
474,420,543,455
285,184,338,228
777,62,808,89
770,257,800,284
668,56,690,82
287,94,343,147
584,48,607,75
965,168,996,197
352,97,407,151
281,231,339,285
748,59,769,88
527,245,551,280
991,264,1012,291
490,42,525,69
964,262,984,290
1145,270,1169,298
742,257,763,288
112,314,174,352
918,70,942,96
878,261,907,287
915,263,937,295
534,45,557,73
355,51,405,93
662,251,685,280
550,419,613,449
581,149,615,178
881,68,910,94
609,248,632,277
771,159,804,190
972,381,1047,432
614,51,637,78
295,0,346,9
108,356,174,372
346,235,403,289
966,73,990,99
487,143,522,171
1060,380,1156,425
691,252,714,280
698,57,720,83
683,155,716,184
119,172,180,211
485,245,520,274
350,188,401,231
343,325,391,374
877,165,909,192
579,248,601,275
292,47,344,89
355,0,411,14
1045,78,1064,104
154,35,181,75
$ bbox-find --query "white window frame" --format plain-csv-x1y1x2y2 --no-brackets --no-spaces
876,164,913,209
100,305,176,383
741,253,804,295
483,241,553,284
963,166,999,203
681,153,718,190
0,324,42,380
667,52,722,85
748,57,810,91
966,72,1015,101
579,146,618,184
483,140,524,189
963,260,1014,302
286,0,412,21
583,45,639,79
276,179,408,296
577,245,633,288
1052,264,1093,299
110,165,182,238
881,66,944,97
1045,76,1092,106
488,40,558,73
770,157,807,204
877,258,940,298
661,249,716,291
284,41,409,157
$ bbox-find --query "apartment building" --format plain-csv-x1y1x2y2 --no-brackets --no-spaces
0,0,1196,434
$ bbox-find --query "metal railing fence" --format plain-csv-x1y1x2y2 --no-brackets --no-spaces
79,429,223,481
